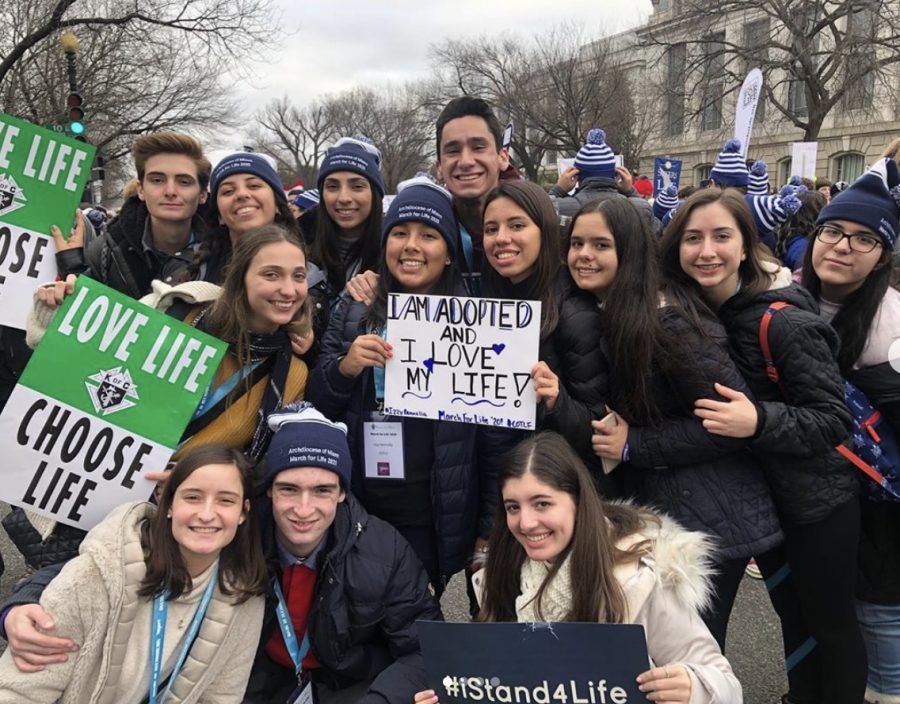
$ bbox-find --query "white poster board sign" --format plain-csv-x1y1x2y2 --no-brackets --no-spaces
791,142,818,180
557,157,575,175
384,293,540,430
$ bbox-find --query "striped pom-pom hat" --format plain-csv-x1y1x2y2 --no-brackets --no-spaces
747,160,769,196
574,128,617,180
746,192,802,239
653,185,680,220
710,139,750,187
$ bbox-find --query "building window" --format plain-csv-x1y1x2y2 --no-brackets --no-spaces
695,163,713,184
667,43,686,136
832,152,865,183
701,32,725,131
844,6,876,110
778,158,793,185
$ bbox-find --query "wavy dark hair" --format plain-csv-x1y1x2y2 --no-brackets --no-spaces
206,224,312,367
774,190,825,260
139,443,268,602
568,198,690,425
311,181,383,294
659,188,778,312
801,227,894,372
479,432,658,624
481,181,562,338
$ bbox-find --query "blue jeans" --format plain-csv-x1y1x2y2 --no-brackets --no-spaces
857,600,900,695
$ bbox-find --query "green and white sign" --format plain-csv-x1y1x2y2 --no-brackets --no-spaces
0,112,95,329
0,277,227,529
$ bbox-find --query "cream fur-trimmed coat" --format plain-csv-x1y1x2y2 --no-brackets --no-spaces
0,502,264,704
473,512,742,704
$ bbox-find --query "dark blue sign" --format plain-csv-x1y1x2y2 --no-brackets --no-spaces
418,620,649,703
654,158,682,197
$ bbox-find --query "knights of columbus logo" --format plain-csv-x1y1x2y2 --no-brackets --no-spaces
85,367,139,416
0,174,27,217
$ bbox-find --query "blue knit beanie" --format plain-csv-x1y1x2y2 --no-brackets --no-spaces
317,135,385,197
709,139,750,187
210,152,286,204
293,188,320,210
265,402,352,488
653,185,680,220
747,160,769,196
746,192,802,241
816,158,900,249
574,128,617,180
383,174,458,256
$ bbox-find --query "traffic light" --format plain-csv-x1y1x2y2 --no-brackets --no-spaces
66,92,86,139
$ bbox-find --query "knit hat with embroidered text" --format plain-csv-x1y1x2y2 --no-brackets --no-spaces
383,173,458,256
317,135,385,197
210,152,286,204
265,402,352,487
816,158,900,249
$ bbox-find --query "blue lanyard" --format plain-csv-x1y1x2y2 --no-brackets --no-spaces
273,578,312,674
371,325,387,403
459,224,474,273
148,561,219,704
192,360,263,420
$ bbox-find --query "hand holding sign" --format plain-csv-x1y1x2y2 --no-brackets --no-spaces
339,334,393,378
531,361,559,411
50,208,85,251
637,663,692,702
36,273,76,310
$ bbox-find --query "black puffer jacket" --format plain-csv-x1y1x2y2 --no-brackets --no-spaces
306,296,514,579
718,280,856,524
56,196,207,298
257,493,441,702
615,307,783,560
539,287,616,494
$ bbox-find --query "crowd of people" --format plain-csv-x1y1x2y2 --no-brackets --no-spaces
0,93,895,704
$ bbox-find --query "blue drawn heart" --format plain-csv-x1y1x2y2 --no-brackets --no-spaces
423,358,434,372
492,343,506,355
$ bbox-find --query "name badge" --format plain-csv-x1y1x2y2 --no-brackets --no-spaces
287,679,314,704
363,418,405,480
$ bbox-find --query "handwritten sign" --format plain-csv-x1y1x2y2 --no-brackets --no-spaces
384,293,540,429
418,621,649,703
0,112,96,329
0,277,227,529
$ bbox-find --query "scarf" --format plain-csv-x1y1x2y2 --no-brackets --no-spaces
516,556,574,623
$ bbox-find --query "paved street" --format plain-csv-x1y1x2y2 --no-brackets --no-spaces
0,502,786,702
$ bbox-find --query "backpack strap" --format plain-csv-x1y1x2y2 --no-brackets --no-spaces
759,301,793,391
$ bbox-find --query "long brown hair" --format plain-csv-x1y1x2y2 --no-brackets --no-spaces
479,432,658,624
206,224,313,366
139,444,269,602
481,181,562,338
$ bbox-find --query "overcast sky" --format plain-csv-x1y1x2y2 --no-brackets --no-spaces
219,1,653,149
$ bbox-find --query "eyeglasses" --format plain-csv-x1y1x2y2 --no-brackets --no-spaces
815,225,883,253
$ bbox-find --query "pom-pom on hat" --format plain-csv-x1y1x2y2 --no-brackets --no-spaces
265,402,352,488
747,160,769,196
317,134,385,197
653,185,680,220
789,175,809,194
293,188,320,211
574,128,617,180
816,158,900,249
210,152,286,204
383,173,457,256
709,139,750,188
746,192,802,240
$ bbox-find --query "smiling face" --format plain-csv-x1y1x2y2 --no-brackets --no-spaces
678,202,746,308
245,241,308,334
483,197,542,284
567,212,618,300
269,467,346,558
170,463,247,577
811,219,886,301
503,470,576,564
216,173,278,241
385,221,450,294
137,153,207,224
321,171,373,235
436,116,509,202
